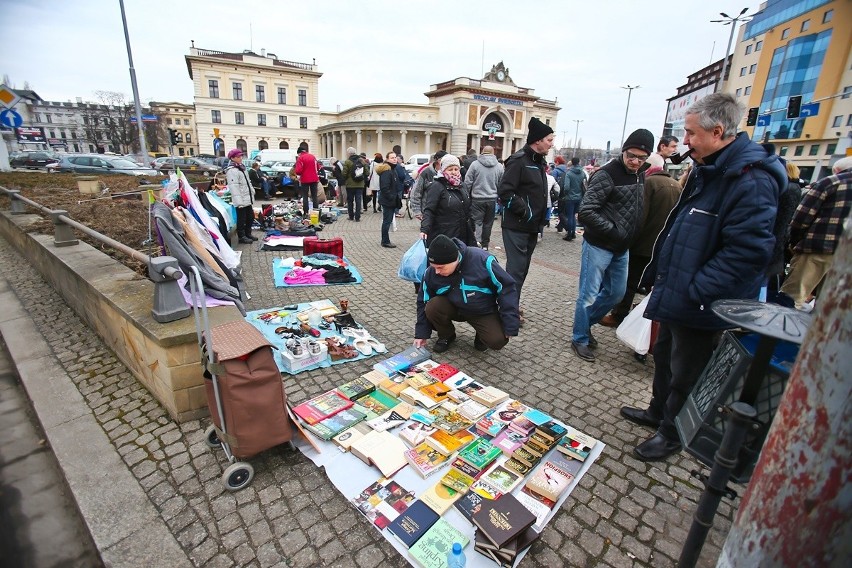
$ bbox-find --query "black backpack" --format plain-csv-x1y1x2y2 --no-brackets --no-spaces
351,160,365,182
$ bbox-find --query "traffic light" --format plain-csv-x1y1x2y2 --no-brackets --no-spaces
168,128,177,145
786,95,802,119
746,107,759,127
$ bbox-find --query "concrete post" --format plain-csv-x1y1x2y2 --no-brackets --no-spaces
148,256,191,323
717,212,852,567
7,189,26,214
50,210,79,247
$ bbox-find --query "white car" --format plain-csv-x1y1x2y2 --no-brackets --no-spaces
404,153,431,177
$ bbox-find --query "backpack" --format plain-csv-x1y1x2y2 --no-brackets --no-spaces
352,160,365,182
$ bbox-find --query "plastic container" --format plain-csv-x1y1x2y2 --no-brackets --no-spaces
446,542,466,568
310,210,320,225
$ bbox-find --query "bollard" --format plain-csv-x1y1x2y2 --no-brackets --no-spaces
148,256,191,323
7,189,26,214
50,209,79,247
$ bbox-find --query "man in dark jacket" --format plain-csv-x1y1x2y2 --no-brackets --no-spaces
342,148,366,221
413,235,519,353
622,92,785,462
497,117,554,302
571,128,653,362
559,157,586,241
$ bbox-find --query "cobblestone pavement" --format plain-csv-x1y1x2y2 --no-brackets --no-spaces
0,206,739,567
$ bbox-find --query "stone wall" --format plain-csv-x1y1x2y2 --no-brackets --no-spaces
0,211,242,422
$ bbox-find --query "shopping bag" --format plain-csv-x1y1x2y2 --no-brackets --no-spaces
616,295,653,355
397,238,428,282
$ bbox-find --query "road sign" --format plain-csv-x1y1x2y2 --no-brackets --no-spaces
15,126,46,143
129,114,159,123
799,102,820,117
756,115,771,127
0,108,23,128
0,84,21,109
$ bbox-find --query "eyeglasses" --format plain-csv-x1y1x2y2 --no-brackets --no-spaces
625,151,649,162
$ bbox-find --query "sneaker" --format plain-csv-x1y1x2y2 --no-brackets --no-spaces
571,341,596,362
473,335,487,352
599,314,621,328
433,334,456,354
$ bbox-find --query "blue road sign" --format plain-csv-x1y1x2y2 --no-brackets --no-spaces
0,108,23,128
756,114,771,127
799,102,820,117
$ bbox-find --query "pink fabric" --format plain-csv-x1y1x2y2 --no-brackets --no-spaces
283,267,327,285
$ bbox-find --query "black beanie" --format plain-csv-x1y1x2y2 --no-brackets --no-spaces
622,129,655,154
427,235,459,265
526,117,554,145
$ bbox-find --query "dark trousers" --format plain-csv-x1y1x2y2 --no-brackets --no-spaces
381,203,395,244
236,205,253,238
501,228,539,296
650,323,721,442
424,296,509,350
348,188,363,220
363,187,372,209
470,199,497,248
559,199,580,236
300,182,318,214
612,253,651,320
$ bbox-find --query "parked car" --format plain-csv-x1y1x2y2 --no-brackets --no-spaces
55,154,159,176
10,151,59,170
157,157,220,177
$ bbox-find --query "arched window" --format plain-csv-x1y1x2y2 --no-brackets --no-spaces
258,140,269,150
236,138,248,153
279,141,289,149
213,137,225,156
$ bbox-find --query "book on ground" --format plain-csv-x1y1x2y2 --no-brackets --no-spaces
336,376,376,401
303,407,366,440
470,479,503,500
399,421,437,447
378,373,409,398
557,427,599,462
522,408,553,426
419,381,452,404
405,442,453,478
523,459,576,503
424,429,474,456
471,493,537,550
429,407,474,435
350,430,409,477
399,386,442,409
469,386,510,408
492,428,529,455
419,480,463,515
427,363,459,382
454,490,486,521
405,372,438,390
292,390,353,425
358,390,400,416
366,408,410,432
443,371,476,390
458,437,502,470
373,346,432,376
386,500,440,549
351,479,414,529
479,460,523,494
439,467,475,493
455,399,490,421
409,518,470,568
514,490,553,530
332,422,372,451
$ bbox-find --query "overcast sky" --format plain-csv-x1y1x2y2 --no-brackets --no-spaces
0,0,764,150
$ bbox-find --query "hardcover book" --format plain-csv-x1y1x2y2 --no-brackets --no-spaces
302,408,367,440
458,437,502,470
332,422,372,450
386,500,440,549
454,490,486,521
292,390,353,425
471,493,537,549
427,363,460,382
351,479,415,529
357,390,400,416
419,480,462,515
336,376,376,401
350,430,409,477
469,386,510,408
557,427,599,462
404,442,453,478
457,380,485,396
512,443,544,468
399,421,438,447
373,346,432,376
360,369,389,387
446,389,471,403
424,429,475,456
523,459,576,502
409,518,470,568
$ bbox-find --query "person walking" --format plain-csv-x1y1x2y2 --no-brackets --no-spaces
294,145,321,214
559,157,585,241
375,151,403,248
224,148,256,244
420,154,474,247
463,145,503,250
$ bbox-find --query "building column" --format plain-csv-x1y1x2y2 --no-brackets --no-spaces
356,130,362,152
376,130,383,153
425,131,432,155
400,130,408,156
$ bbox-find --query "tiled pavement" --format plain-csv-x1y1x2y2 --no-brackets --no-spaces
0,205,739,567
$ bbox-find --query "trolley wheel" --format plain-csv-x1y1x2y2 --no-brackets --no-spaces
222,462,254,491
204,425,222,449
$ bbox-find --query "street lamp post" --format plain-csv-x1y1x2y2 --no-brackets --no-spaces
712,8,751,93
620,85,640,148
572,119,583,158
118,0,147,158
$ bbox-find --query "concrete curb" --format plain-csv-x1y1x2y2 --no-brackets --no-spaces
0,278,193,568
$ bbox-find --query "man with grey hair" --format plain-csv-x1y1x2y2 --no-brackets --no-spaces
621,92,786,462
464,145,504,250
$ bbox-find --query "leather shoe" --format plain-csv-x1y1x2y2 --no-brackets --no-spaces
599,314,620,328
571,341,595,362
633,433,682,462
588,331,598,349
381,243,397,248
238,237,254,244
620,406,661,429
473,335,487,352
433,334,456,354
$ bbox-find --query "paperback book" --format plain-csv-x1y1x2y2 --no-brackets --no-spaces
366,409,409,432
399,421,438,448
357,390,400,416
336,376,376,401
332,422,372,451
377,373,409,398
523,459,576,503
351,479,415,529
492,428,529,455
454,490,487,521
373,346,432,376
404,442,453,478
469,386,510,408
479,460,524,494
419,480,463,515
455,399,490,421
557,427,599,462
292,390,353,425
470,478,503,500
424,429,474,456
427,363,459,382
303,407,366,440
399,386,442,409
439,467,475,493
349,430,409,477
409,518,469,568
443,371,476,390
458,437,502,470
405,372,438,390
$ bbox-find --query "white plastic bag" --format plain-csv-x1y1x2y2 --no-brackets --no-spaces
616,295,653,355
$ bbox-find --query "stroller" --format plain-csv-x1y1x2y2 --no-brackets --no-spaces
188,267,294,490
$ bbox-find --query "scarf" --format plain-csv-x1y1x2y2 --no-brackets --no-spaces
443,171,462,186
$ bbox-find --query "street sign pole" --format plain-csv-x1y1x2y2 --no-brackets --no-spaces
119,0,148,157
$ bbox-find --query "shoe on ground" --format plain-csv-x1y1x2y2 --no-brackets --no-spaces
620,406,661,429
571,341,595,362
588,331,598,349
633,433,682,462
238,237,254,244
433,334,456,354
599,314,621,328
381,242,397,248
473,335,487,352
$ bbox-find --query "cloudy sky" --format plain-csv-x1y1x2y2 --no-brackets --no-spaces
0,0,764,150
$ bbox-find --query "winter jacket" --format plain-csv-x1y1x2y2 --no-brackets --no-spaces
410,164,437,215
789,168,851,255
463,154,504,200
225,165,253,207
421,177,473,246
294,152,320,184
342,154,367,187
376,162,402,208
561,165,585,203
766,179,802,276
643,133,785,329
632,170,682,257
497,145,548,233
367,160,383,195
551,163,568,188
578,156,645,253
247,167,263,190
416,239,520,338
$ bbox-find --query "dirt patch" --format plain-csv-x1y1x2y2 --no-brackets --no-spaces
0,172,210,277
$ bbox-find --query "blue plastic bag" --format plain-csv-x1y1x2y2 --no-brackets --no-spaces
398,239,428,282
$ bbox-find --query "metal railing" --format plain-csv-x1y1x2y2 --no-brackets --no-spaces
0,185,191,323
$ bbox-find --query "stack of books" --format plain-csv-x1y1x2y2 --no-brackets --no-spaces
521,452,582,508
291,390,353,425
556,427,599,462
372,346,432,377
351,478,414,530
471,494,540,567
303,407,366,440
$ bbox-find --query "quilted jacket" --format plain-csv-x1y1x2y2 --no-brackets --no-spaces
578,156,645,253
497,145,548,233
643,133,785,329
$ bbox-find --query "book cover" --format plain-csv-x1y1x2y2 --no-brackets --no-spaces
455,399,490,421
443,371,476,390
412,359,440,373
419,480,462,515
474,525,540,562
424,429,474,456
450,457,485,481
454,490,486,521
446,389,471,404
508,416,537,437
404,442,452,478
458,438,502,470
303,408,366,440
292,390,353,425
503,457,532,476
512,444,544,468
557,428,599,462
405,372,438,390
399,387,442,409
336,376,376,401
374,346,432,376
469,386,510,408
430,408,474,435
530,431,560,451
480,461,523,494
514,491,553,529
492,428,529,455
523,459,576,502
535,421,568,443
419,381,451,404
332,422,372,450
358,390,400,416
351,479,415,530
470,478,503,500
476,413,508,438
386,500,440,549
519,485,556,509
457,380,485,396
427,363,459,382
439,467,474,493
409,518,469,568
351,402,380,422
378,373,409,398
366,409,409,432
399,422,437,448
360,369,389,387
471,493,537,549
350,431,409,477
548,451,584,478
522,408,553,426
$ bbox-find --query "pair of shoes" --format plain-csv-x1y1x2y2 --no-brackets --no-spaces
620,406,661,429
473,335,488,352
588,331,598,349
433,333,457,354
599,314,621,328
571,341,596,362
238,237,253,244
633,433,682,462
355,218,361,222
381,242,397,249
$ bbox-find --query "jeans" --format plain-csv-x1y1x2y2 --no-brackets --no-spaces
572,241,629,345
559,199,579,235
470,198,497,248
347,188,363,220
650,323,720,442
501,228,539,297
381,204,395,244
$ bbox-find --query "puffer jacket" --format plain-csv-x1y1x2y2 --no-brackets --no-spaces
376,162,402,208
420,177,473,246
643,133,785,329
416,239,520,338
497,145,548,233
463,153,504,200
225,165,253,207
578,156,645,253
